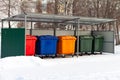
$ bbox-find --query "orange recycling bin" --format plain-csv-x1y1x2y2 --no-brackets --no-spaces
57,36,76,55
26,35,37,56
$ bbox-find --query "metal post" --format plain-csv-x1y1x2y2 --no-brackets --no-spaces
1,20,3,28
25,15,27,29
113,21,116,32
30,22,33,35
0,20,3,58
97,24,99,31
74,23,77,36
24,15,27,56
76,19,80,56
91,25,94,31
114,21,119,45
54,23,57,36
113,21,116,54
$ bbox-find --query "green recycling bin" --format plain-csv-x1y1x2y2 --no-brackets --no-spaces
79,35,93,53
93,35,104,54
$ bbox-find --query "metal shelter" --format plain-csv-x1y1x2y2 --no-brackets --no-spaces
1,13,116,25
1,13,117,55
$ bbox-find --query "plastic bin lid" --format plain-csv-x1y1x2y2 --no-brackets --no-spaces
80,35,93,39
26,35,37,40
94,35,104,38
38,35,58,40
58,36,76,40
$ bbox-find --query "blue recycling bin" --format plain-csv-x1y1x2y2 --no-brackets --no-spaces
36,35,58,56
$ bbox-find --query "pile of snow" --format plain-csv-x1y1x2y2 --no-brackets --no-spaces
115,45,120,54
0,45,120,80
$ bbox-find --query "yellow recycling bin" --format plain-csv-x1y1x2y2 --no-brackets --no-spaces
57,36,76,56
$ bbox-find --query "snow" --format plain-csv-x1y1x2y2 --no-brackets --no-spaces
0,46,120,80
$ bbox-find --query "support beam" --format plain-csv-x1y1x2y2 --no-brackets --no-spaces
1,20,3,28
76,19,80,56
114,21,119,45
53,23,57,36
30,22,33,35
24,15,27,55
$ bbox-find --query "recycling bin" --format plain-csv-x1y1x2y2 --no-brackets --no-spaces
93,35,104,54
79,35,93,53
36,35,58,56
26,35,37,56
57,36,76,55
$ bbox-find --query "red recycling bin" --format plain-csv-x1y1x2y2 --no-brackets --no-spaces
26,35,37,56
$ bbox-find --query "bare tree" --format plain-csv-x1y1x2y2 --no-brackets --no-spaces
72,0,120,44
34,0,42,29
0,0,21,27
17,0,34,28
47,0,55,14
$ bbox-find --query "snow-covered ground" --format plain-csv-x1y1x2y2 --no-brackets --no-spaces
0,45,120,80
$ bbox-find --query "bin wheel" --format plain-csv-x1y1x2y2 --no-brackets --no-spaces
91,52,94,54
41,56,44,59
85,52,89,55
51,55,55,58
89,52,91,55
100,52,102,54
85,52,91,55
94,53,97,55
76,54,79,57
79,54,82,56
52,56,55,58
62,54,65,58
55,54,57,57
72,54,74,57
